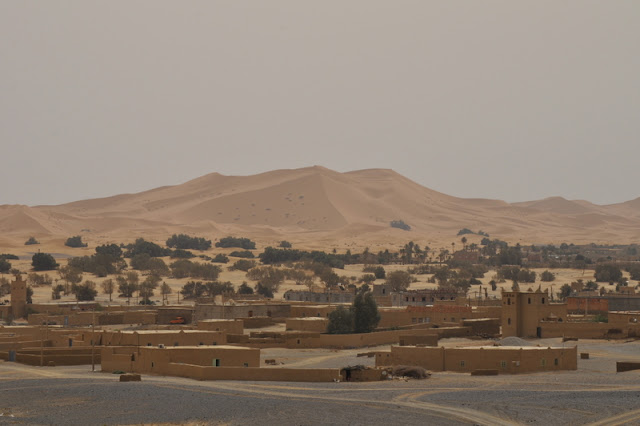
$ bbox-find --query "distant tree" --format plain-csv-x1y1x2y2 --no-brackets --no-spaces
27,273,52,286
26,286,33,304
72,280,98,301
238,282,254,295
124,238,171,258
95,244,123,259
352,291,380,333
117,272,139,304
166,234,212,251
101,278,115,302
65,236,88,248
160,282,172,304
181,281,206,299
215,236,256,250
58,265,82,294
246,266,285,293
24,236,40,245
360,274,376,284
558,283,572,300
32,252,58,271
139,275,160,304
279,241,292,248
205,281,234,297
0,258,10,274
457,228,474,236
326,306,354,334
385,270,412,292
229,250,255,258
255,283,274,298
170,249,195,259
594,264,624,284
211,254,229,264
229,259,257,272
584,281,599,291
540,270,556,282
373,266,386,279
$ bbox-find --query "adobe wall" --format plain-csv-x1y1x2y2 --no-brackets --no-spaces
197,319,244,334
462,319,500,336
539,322,637,339
375,346,445,371
398,334,438,347
285,318,328,333
95,330,227,347
567,297,609,314
167,364,342,382
289,305,335,318
157,307,194,324
444,347,577,373
193,304,290,322
101,345,260,373
241,316,274,329
375,345,577,374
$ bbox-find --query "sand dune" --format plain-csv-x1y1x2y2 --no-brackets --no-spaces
1,166,639,249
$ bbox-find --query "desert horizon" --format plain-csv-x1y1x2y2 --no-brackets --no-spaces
1,166,639,253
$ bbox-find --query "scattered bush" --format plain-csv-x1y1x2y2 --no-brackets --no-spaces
594,264,624,284
32,253,58,271
215,237,256,250
211,254,229,264
170,249,195,259
229,259,256,272
24,237,40,245
124,238,171,258
385,270,412,292
540,270,555,282
166,234,212,251
65,236,88,248
238,282,254,295
279,241,292,248
229,250,255,259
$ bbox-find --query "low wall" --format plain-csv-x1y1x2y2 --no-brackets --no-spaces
539,322,631,339
375,345,578,374
617,362,640,373
285,318,328,333
197,319,244,334
165,364,341,382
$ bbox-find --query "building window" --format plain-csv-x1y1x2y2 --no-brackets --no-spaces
244,363,249,367
213,359,220,367
460,361,466,367
554,358,559,366
151,362,154,368
507,298,511,305
500,361,507,368
528,298,531,304
507,318,511,325
412,318,417,323
542,298,545,304
541,359,546,367
425,318,430,323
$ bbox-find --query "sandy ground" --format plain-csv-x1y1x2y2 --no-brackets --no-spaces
0,338,639,425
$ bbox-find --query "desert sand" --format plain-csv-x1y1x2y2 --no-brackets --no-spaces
0,166,638,254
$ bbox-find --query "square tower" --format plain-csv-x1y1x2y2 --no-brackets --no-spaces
10,274,27,319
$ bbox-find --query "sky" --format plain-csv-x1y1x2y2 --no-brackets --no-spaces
1,1,639,206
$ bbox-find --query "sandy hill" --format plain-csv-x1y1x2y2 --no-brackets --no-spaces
2,166,639,249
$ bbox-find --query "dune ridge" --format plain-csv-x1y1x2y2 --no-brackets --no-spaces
2,166,639,247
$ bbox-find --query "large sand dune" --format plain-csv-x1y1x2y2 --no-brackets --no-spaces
2,166,639,248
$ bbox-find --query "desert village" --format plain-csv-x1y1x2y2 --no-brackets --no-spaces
2,237,640,385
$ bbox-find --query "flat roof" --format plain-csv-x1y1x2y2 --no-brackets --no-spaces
144,345,256,351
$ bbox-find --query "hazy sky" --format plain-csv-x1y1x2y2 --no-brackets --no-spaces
1,1,639,206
